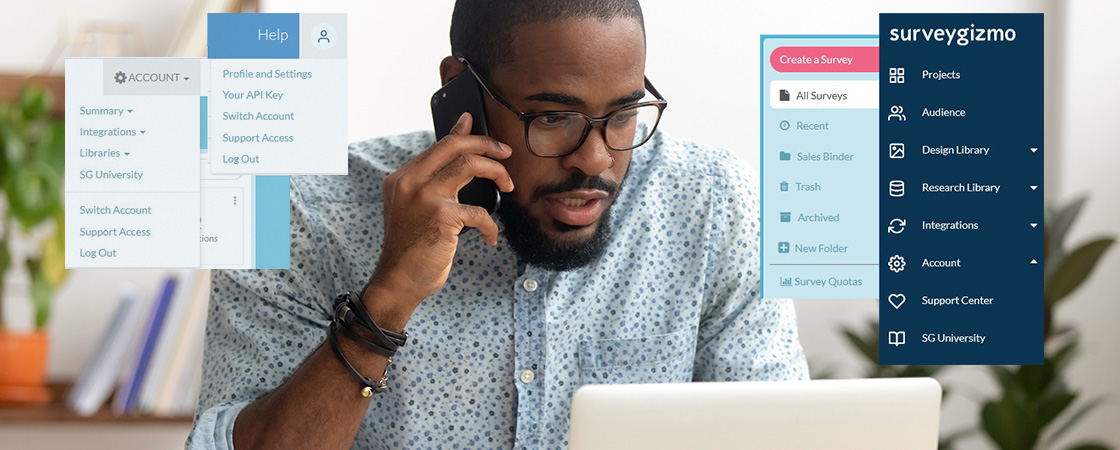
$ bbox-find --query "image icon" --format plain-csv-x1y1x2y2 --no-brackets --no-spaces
889,143,905,159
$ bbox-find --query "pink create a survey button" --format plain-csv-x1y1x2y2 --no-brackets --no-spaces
770,46,879,73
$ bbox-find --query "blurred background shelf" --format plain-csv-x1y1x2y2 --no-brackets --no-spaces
0,382,192,424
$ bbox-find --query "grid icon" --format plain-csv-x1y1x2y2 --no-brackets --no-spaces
888,67,905,84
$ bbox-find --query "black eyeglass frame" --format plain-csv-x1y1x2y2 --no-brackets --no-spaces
458,57,669,158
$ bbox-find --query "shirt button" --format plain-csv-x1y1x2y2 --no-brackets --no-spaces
522,278,539,292
519,369,535,383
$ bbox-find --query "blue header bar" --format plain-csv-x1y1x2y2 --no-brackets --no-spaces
208,13,299,59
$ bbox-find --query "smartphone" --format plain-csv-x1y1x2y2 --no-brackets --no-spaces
431,71,501,215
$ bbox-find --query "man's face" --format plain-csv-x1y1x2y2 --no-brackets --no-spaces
484,17,646,270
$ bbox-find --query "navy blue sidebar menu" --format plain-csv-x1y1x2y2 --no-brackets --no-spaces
879,14,1043,365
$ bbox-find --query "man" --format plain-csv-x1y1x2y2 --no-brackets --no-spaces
188,1,808,449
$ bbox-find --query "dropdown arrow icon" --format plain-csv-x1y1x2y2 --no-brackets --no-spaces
184,76,190,80
127,109,132,113
1030,223,1038,228
140,130,145,134
1030,259,1039,265
1030,185,1038,190
124,152,130,156
1030,148,1038,153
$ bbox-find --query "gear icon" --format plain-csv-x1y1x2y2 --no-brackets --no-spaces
114,71,127,84
888,255,906,273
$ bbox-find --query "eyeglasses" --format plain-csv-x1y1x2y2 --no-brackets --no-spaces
459,58,668,158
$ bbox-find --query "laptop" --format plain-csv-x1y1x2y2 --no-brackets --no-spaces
568,377,941,450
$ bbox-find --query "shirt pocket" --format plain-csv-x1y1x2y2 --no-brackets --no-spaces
578,325,697,385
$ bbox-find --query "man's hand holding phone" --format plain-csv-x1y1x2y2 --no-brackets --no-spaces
363,112,514,329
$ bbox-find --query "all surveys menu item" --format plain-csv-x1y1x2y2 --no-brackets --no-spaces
879,14,1043,365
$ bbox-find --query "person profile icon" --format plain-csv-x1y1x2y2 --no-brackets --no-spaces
887,105,906,122
318,29,331,43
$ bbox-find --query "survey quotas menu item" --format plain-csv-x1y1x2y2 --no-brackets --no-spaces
760,36,880,300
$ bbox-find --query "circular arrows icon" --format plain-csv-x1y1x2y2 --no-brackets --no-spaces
888,218,906,234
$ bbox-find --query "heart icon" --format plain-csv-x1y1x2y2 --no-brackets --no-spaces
888,294,906,309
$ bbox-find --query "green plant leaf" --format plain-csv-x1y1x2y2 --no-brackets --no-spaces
1045,238,1116,305
19,85,52,121
5,160,61,231
25,258,53,329
0,121,28,166
1017,361,1057,396
0,239,10,277
1049,338,1081,373
1049,196,1088,254
987,365,1021,399
898,364,943,378
1061,442,1112,450
1038,391,1077,428
1049,397,1109,446
841,327,878,365
36,120,65,172
982,398,1039,450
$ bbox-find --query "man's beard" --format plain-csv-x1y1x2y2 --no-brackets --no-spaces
496,172,621,272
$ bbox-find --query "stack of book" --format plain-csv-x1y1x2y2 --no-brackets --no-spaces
66,269,211,417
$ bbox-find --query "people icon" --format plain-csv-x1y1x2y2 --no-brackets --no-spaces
318,29,331,43
887,105,906,121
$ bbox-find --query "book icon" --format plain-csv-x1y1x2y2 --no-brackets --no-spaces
779,151,791,161
888,331,906,347
779,89,790,101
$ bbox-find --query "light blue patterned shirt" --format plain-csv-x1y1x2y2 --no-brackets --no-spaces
188,130,808,450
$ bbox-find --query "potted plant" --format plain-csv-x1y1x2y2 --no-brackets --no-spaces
0,85,68,404
828,197,1115,450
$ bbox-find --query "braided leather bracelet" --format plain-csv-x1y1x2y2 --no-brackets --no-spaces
329,291,408,397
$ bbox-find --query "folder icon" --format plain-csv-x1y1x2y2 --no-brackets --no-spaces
779,89,790,101
779,151,791,161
